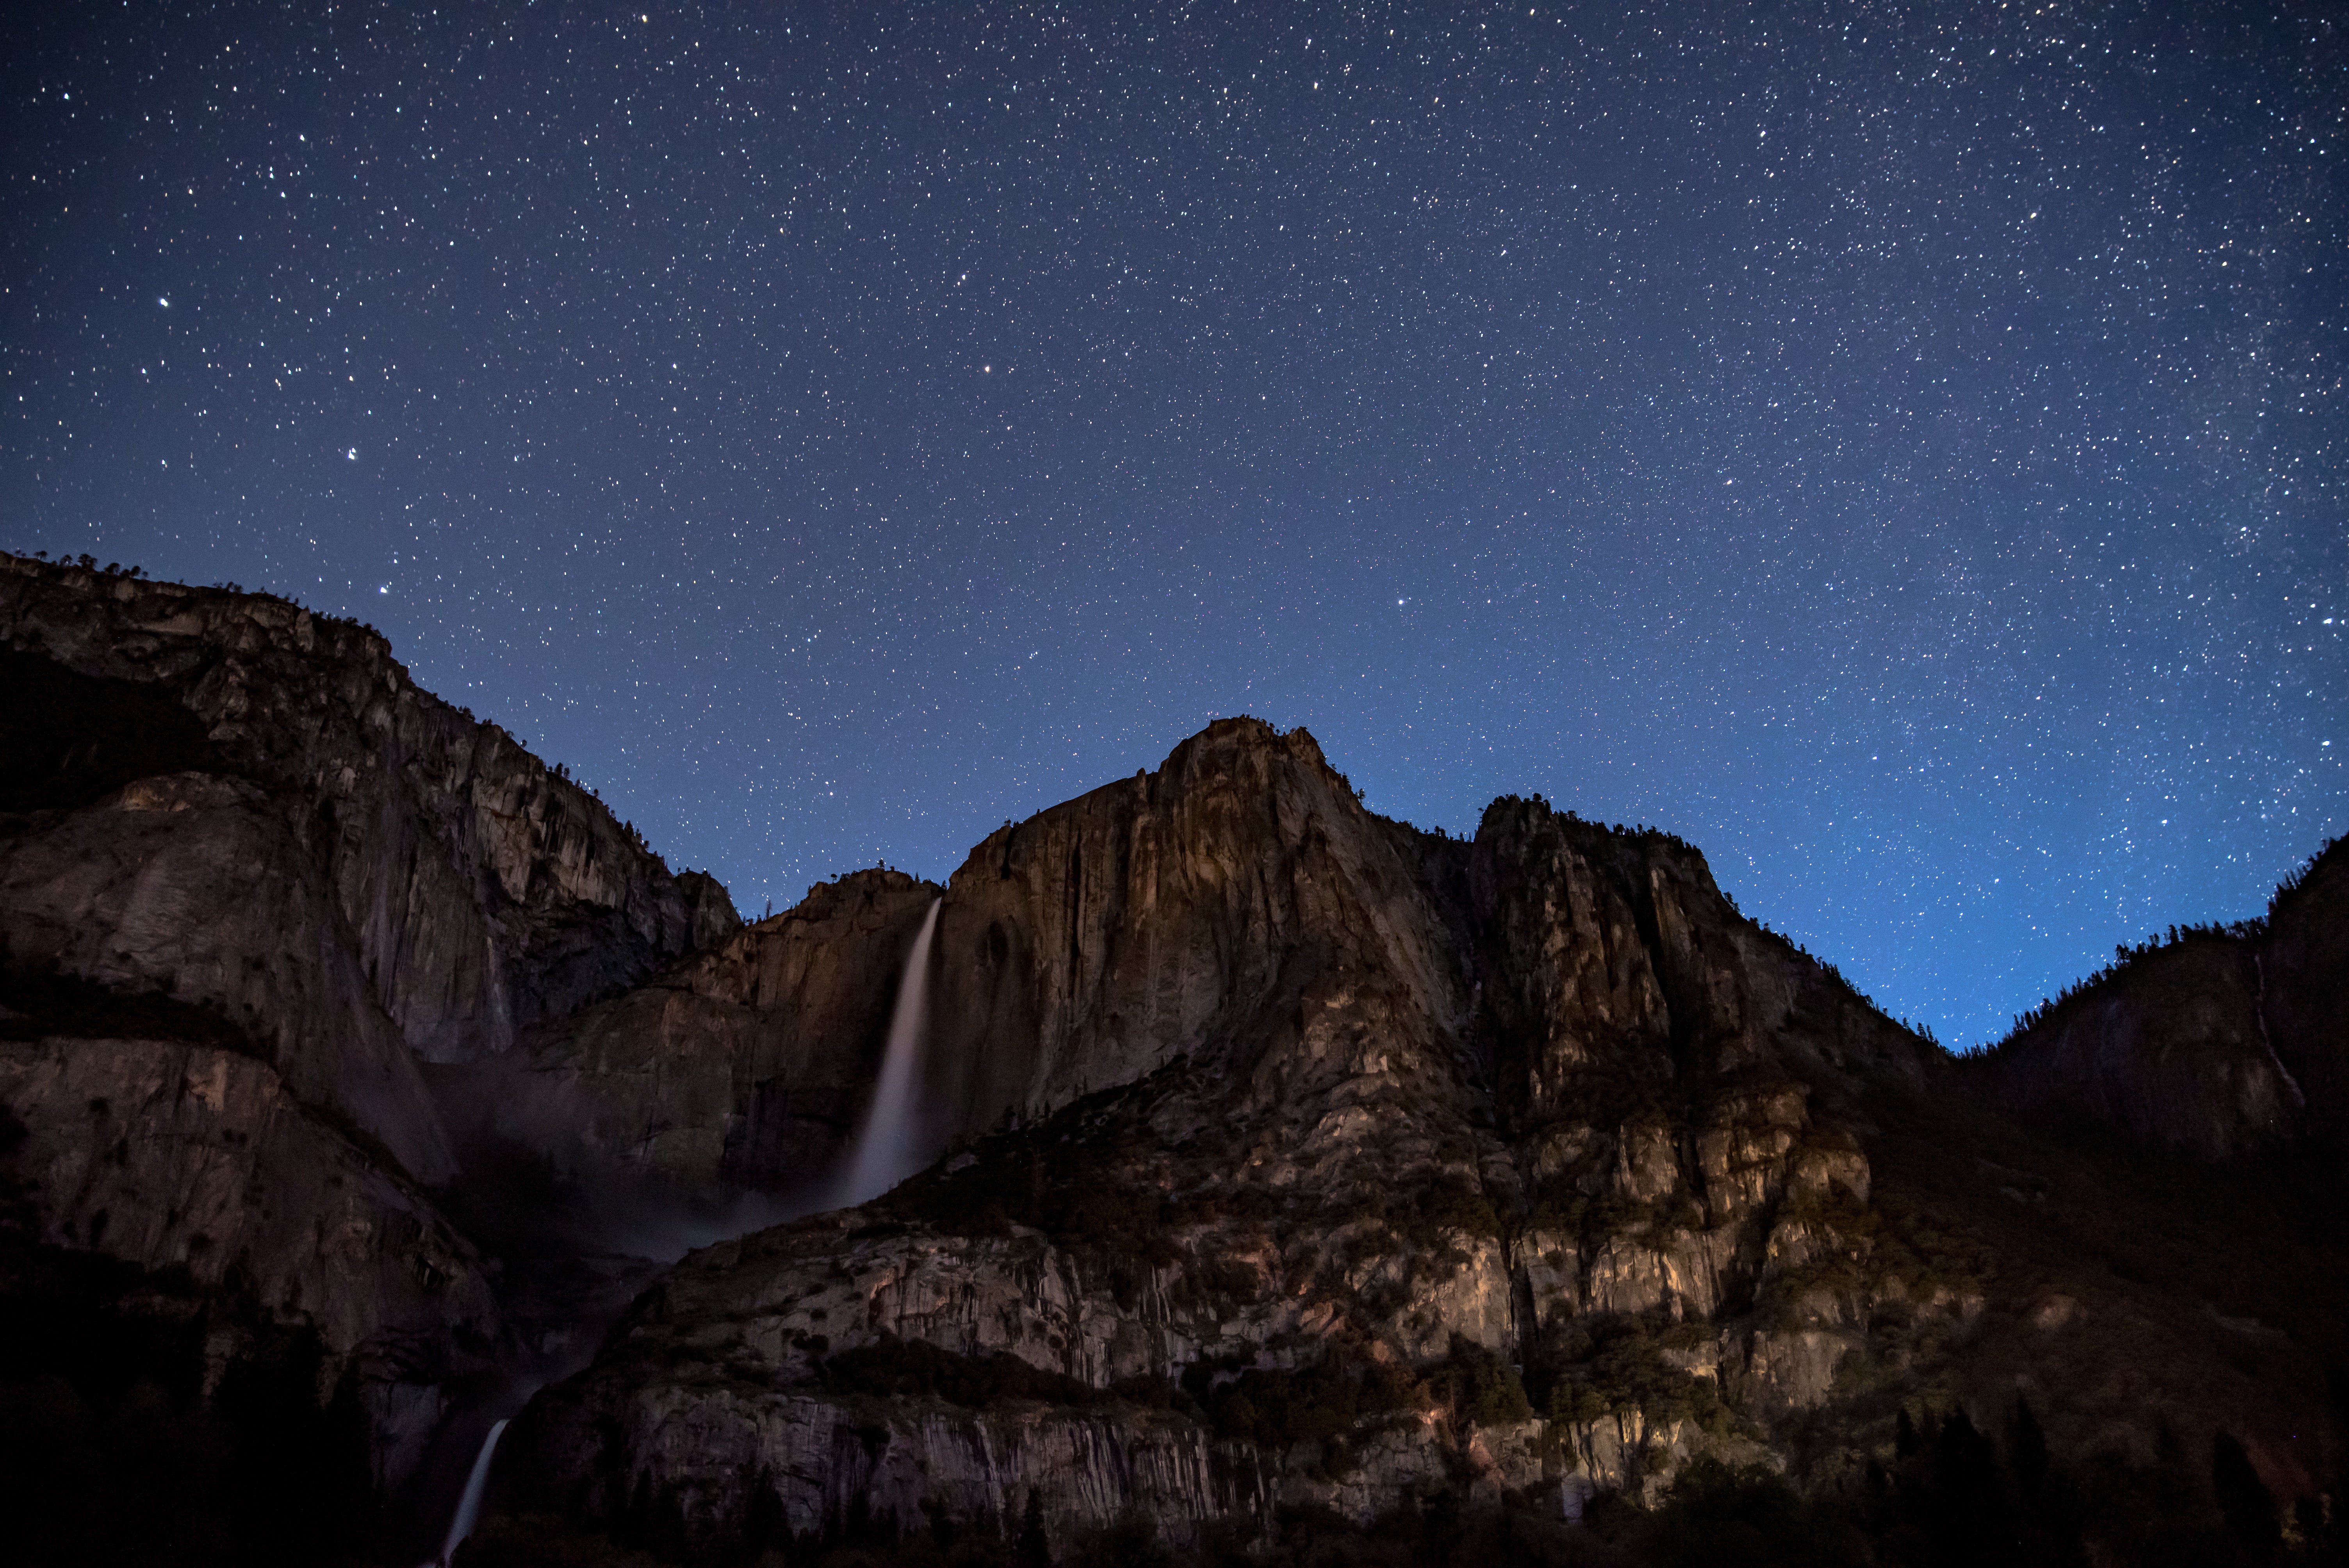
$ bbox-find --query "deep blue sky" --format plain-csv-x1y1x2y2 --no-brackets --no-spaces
6,1,2342,1046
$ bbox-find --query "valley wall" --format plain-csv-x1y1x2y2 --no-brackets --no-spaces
2,549,2339,1566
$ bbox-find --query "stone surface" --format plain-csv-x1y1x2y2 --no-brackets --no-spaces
0,551,737,1493
4,552,2342,1562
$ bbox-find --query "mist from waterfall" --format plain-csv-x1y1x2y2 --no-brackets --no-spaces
838,896,943,1207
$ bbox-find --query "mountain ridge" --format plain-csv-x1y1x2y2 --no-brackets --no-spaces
0,551,2339,1566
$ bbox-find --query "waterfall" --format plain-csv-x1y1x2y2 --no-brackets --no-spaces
839,897,943,1206
429,1417,508,1567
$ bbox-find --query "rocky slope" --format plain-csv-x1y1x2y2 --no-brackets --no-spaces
0,552,736,1512
1975,837,2346,1160
490,722,2349,1565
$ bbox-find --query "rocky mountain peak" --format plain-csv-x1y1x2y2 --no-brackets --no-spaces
2,558,2341,1566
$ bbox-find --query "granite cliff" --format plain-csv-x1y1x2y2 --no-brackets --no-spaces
0,551,2341,1568
481,727,2347,1567
0,551,736,1554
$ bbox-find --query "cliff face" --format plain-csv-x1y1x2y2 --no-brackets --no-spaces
483,722,1925,1210
498,722,2345,1564
503,724,1994,1554
0,552,736,1498
462,869,939,1203
0,558,736,1085
470,725,1467,1208
5,552,2342,1564
1977,838,2345,1160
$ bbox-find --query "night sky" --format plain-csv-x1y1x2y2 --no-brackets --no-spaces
5,2,2342,1046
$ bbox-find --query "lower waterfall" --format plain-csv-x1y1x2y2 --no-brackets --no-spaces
427,1417,508,1567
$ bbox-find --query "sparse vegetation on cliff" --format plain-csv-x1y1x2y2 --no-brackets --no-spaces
1990,836,2338,1048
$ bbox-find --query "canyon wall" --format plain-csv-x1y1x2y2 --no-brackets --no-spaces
3,551,2339,1564
0,552,736,1493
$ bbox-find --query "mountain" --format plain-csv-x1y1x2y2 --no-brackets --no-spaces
0,552,735,1559
0,550,2340,1567
482,724,2345,1567
1973,846,2347,1160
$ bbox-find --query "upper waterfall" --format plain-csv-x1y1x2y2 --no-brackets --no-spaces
838,896,944,1206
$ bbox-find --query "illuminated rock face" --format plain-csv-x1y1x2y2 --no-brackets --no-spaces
504,718,1972,1550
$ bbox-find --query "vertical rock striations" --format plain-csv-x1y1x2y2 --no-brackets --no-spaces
506,722,1978,1554
0,551,736,1493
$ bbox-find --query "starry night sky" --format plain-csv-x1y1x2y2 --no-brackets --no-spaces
5,1,2343,1046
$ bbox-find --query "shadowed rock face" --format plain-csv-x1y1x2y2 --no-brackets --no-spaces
2265,840,2349,1130
1975,838,2346,1160
0,552,736,1493
465,869,940,1204
0,1031,501,1490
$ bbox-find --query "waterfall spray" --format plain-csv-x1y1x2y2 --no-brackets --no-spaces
429,1417,508,1567
839,897,943,1206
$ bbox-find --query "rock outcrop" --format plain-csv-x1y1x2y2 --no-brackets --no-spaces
499,722,2347,1563
0,552,736,1499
